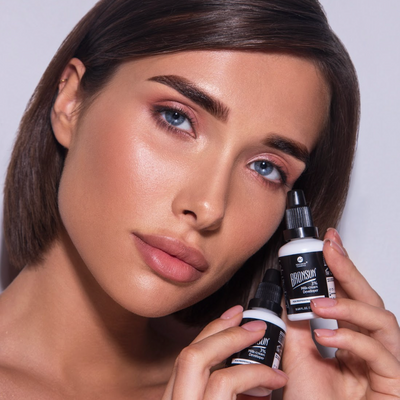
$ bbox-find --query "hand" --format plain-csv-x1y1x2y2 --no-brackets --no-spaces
281,228,400,399
162,305,288,400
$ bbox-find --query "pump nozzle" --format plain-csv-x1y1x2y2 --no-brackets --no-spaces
286,189,307,208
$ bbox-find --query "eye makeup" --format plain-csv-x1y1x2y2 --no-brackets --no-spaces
248,159,288,186
151,104,197,138
146,78,308,191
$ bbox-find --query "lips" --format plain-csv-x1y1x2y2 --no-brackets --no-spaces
132,233,209,283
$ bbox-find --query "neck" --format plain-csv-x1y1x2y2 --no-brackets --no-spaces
0,232,181,389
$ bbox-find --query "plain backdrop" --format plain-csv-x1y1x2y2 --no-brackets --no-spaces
0,1,399,325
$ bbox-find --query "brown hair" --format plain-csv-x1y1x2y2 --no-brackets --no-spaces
3,0,359,324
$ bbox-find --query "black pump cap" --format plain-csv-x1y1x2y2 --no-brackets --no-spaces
248,268,283,316
283,189,319,242
286,189,307,208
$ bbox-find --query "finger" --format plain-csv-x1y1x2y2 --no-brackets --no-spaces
171,320,267,400
330,276,347,299
322,236,384,308
280,317,322,373
325,227,345,248
163,305,244,399
203,364,288,400
191,305,244,344
311,297,400,358
314,327,400,379
237,395,271,400
328,279,363,332
162,371,177,400
162,305,245,399
279,300,322,367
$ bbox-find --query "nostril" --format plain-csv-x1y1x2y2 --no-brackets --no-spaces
179,202,225,232
183,209,197,219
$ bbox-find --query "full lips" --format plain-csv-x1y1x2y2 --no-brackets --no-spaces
132,234,209,283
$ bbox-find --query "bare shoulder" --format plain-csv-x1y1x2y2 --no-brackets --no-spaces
0,365,33,399
0,363,63,400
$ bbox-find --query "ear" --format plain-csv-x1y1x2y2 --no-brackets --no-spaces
51,58,86,149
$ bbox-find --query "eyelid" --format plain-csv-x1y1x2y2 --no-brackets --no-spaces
247,155,289,187
151,102,198,138
253,149,308,183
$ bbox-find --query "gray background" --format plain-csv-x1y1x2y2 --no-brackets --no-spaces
1,1,399,323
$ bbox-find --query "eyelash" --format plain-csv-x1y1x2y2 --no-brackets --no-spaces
248,159,288,187
151,104,289,187
151,104,196,137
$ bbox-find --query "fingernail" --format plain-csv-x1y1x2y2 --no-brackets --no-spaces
243,388,272,396
326,227,343,246
324,239,348,257
220,305,243,320
314,329,336,338
274,368,289,380
242,320,267,332
311,297,337,308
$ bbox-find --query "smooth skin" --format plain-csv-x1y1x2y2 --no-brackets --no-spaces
281,228,400,400
53,51,322,318
0,50,327,399
162,231,400,400
0,50,398,399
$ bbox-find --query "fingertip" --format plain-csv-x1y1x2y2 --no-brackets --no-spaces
324,238,348,257
314,328,336,338
273,368,289,381
242,320,267,332
220,305,244,320
311,297,337,309
325,227,343,245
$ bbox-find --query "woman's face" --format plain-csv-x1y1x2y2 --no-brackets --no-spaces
57,51,329,316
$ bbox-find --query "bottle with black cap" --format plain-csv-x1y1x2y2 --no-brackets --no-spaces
228,268,286,370
279,189,336,321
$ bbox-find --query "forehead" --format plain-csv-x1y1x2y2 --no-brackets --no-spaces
106,50,331,151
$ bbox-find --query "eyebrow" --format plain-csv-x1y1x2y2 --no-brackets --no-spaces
148,75,229,122
265,134,310,166
149,75,310,166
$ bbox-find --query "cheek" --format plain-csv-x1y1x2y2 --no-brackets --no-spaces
193,199,286,305
236,202,284,256
57,108,189,252
57,109,142,261
209,182,287,283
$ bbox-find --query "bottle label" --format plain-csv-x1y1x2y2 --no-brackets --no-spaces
325,264,337,299
279,251,335,315
229,318,285,368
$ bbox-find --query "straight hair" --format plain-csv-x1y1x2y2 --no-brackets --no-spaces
3,0,359,325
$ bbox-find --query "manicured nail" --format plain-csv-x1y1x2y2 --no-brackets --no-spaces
274,369,289,380
220,305,243,320
311,297,337,308
326,227,343,246
242,320,267,332
324,239,348,257
314,329,336,338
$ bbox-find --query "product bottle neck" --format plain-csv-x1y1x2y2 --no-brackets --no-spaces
287,235,316,242
250,307,278,316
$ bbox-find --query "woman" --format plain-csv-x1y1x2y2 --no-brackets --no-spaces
0,0,399,398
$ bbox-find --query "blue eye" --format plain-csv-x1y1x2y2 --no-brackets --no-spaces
249,160,283,183
160,110,192,131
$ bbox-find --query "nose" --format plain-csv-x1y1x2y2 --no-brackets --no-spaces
171,156,232,232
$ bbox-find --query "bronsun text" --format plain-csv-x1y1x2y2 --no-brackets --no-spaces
290,268,317,288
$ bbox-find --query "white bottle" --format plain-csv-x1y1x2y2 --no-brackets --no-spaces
229,269,286,369
278,190,336,321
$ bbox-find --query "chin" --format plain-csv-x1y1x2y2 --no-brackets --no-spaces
103,281,201,319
